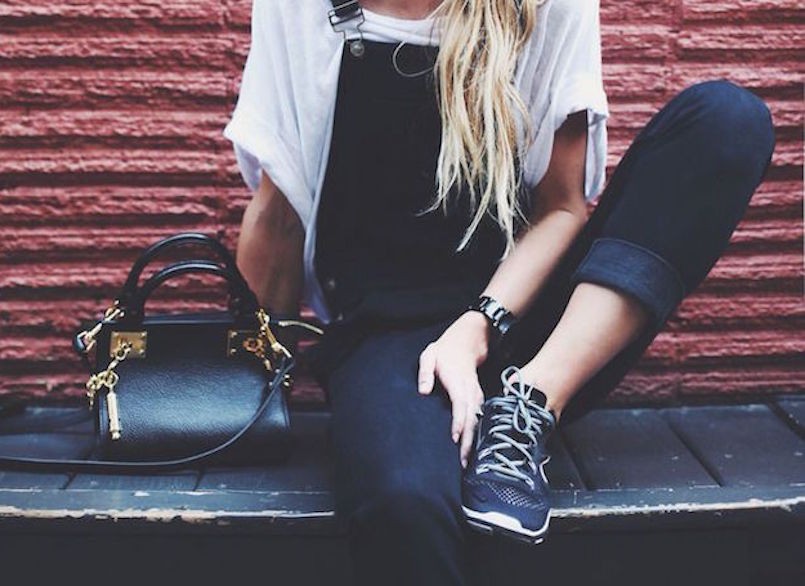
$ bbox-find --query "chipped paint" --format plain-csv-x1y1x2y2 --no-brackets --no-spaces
551,495,805,518
0,504,336,524
0,494,801,526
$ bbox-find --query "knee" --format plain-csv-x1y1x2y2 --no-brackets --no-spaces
682,79,776,169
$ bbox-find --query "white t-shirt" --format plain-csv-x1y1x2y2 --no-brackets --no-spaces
223,0,609,324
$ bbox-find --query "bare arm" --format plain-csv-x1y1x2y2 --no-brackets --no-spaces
481,109,590,316
236,170,305,315
418,110,591,466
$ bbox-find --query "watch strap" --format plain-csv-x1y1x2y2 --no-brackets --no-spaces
467,295,518,344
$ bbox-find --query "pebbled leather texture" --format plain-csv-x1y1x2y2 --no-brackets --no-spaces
95,311,293,465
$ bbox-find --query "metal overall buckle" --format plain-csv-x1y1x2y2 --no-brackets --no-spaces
328,0,366,58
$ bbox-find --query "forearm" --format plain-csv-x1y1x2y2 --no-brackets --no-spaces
236,172,305,315
481,208,587,318
458,110,590,345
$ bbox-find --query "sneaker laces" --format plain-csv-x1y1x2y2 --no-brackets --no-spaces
475,365,556,490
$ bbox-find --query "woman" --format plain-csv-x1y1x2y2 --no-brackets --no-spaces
225,0,775,584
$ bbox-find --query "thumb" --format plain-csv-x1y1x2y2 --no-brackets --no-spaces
418,344,437,394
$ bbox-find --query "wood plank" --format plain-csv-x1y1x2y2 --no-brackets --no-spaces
774,396,805,435
0,488,338,536
545,434,586,490
0,432,95,489
67,472,198,491
0,432,95,460
664,404,805,487
550,486,804,531
560,408,717,490
0,485,801,536
197,412,333,492
0,407,199,490
0,406,93,435
0,470,71,490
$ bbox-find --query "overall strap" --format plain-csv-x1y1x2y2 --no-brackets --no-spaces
328,0,366,57
329,0,361,17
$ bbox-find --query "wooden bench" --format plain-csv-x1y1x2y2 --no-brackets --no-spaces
0,398,803,586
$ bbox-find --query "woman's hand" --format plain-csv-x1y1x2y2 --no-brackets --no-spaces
418,310,491,468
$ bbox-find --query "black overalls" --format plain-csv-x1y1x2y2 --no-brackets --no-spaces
308,39,507,384
306,31,775,586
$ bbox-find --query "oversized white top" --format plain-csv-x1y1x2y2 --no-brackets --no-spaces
223,0,609,324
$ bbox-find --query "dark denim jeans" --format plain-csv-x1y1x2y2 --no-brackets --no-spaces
315,80,775,586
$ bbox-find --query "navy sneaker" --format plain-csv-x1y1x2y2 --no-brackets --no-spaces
462,364,557,544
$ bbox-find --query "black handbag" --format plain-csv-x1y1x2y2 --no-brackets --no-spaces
0,232,324,473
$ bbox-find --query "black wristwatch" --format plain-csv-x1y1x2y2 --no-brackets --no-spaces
466,295,518,346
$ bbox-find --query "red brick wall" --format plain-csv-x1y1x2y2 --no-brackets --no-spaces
1,1,802,405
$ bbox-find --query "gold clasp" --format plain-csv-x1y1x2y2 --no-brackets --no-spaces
228,309,299,373
228,330,272,370
77,301,125,354
256,308,292,359
110,331,147,359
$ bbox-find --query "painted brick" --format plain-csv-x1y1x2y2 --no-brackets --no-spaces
0,71,230,109
681,1,803,24
0,0,802,406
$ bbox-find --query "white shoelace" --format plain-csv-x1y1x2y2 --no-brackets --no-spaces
475,365,555,490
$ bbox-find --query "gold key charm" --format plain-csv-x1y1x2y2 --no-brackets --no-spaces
106,388,122,440
84,340,131,440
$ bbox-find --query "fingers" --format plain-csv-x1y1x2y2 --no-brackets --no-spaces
460,380,485,469
418,343,437,395
449,387,466,445
417,341,485,468
440,368,484,459
459,403,477,468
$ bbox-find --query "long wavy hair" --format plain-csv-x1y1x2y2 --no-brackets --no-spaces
422,0,546,258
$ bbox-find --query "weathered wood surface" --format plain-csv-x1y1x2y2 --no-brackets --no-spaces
0,402,802,536
665,403,805,487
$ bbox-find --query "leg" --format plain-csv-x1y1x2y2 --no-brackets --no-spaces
324,318,469,586
483,79,775,422
516,281,651,417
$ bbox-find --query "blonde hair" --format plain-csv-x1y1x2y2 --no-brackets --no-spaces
421,0,545,258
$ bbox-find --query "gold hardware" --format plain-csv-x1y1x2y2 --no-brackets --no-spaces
110,331,147,359
106,389,121,440
85,339,131,440
228,330,262,354
256,308,292,359
77,300,125,354
228,329,273,371
229,308,305,371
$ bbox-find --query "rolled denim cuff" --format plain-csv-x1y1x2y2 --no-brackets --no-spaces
568,237,686,330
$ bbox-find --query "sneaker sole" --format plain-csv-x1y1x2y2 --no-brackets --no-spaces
462,505,551,545
462,458,552,545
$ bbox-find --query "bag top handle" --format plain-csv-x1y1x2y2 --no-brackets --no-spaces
123,259,260,322
118,233,237,305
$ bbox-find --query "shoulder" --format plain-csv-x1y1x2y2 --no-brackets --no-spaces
538,0,600,31
252,0,328,21
248,0,333,51
521,0,601,59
